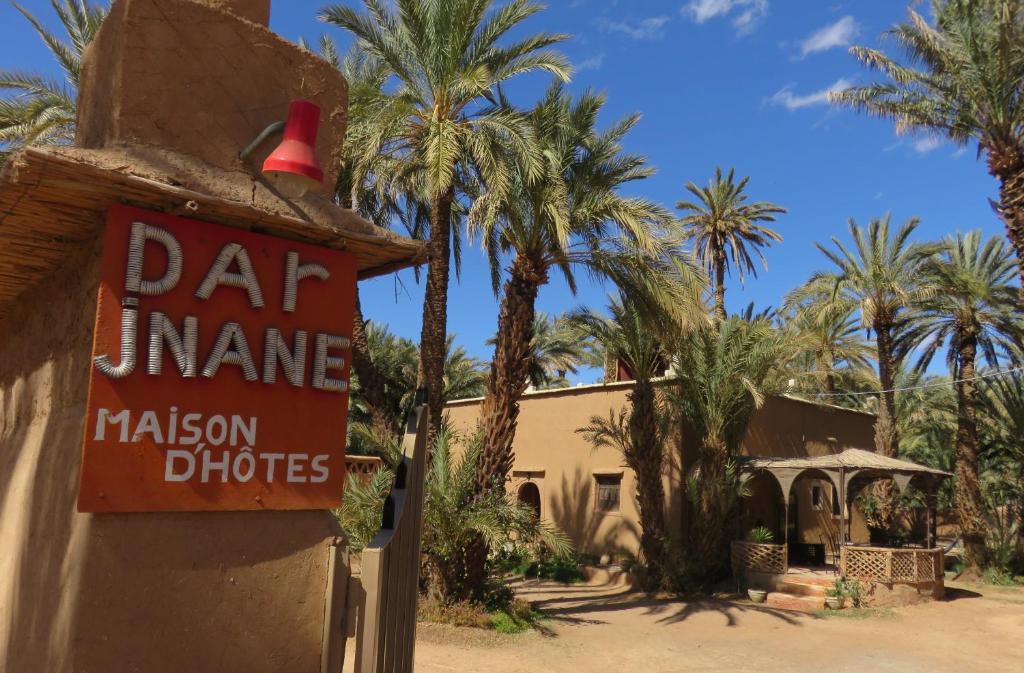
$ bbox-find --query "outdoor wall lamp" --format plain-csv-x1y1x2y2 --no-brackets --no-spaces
240,100,325,198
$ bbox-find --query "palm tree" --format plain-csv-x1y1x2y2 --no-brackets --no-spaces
335,463,395,552
810,214,937,457
831,1,1024,286
525,312,586,389
0,0,106,164
904,231,1020,574
442,336,487,402
676,168,787,320
486,311,588,390
321,0,570,441
980,368,1024,555
469,84,696,500
421,427,570,603
348,322,419,439
666,316,788,582
783,288,874,395
574,297,674,590
317,42,411,440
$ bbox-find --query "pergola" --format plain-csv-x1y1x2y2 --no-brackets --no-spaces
739,449,952,550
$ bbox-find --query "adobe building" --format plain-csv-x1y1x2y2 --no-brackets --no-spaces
448,377,950,608
446,379,879,563
0,1,423,671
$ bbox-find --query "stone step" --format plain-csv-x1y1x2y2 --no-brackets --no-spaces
774,580,826,597
765,591,824,612
780,573,837,587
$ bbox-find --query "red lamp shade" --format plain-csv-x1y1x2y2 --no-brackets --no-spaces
262,100,325,196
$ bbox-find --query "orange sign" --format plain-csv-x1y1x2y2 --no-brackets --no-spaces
78,205,356,512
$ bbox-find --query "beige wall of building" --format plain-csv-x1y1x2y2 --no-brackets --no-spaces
446,381,877,560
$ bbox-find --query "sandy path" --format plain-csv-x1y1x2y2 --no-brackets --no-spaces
403,581,1024,673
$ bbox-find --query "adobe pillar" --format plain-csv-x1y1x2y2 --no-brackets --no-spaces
0,1,424,671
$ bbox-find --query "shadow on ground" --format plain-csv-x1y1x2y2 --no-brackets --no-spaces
942,583,985,601
516,581,818,631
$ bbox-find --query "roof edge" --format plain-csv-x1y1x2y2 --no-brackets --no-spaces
447,377,877,418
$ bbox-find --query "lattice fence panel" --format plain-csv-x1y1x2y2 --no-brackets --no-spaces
917,550,943,582
841,548,889,580
891,553,915,581
842,547,944,583
731,542,786,574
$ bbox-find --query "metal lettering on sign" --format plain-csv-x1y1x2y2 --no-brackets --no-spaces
78,205,357,512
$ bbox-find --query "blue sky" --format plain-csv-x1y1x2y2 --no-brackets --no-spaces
1,1,1006,382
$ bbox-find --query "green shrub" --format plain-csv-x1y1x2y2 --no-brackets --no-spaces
491,599,543,634
479,577,516,613
984,568,1020,586
746,526,774,544
491,542,534,576
418,597,543,634
827,578,864,607
523,554,585,584
417,599,492,629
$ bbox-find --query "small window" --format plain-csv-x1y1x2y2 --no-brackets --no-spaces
812,485,824,510
595,475,621,513
831,486,841,516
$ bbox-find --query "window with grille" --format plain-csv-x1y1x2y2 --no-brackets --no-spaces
595,474,621,513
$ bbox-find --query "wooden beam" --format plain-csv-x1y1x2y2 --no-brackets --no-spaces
0,147,427,321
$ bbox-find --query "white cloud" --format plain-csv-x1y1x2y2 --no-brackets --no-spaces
683,0,768,35
768,78,852,111
800,16,858,56
913,137,942,154
686,0,736,22
595,16,671,40
577,53,605,72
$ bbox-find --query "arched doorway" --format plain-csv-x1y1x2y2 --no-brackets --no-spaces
517,482,541,518
786,468,842,567
739,470,784,543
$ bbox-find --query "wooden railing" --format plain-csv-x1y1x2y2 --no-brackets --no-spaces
840,545,944,584
351,402,428,673
731,541,787,575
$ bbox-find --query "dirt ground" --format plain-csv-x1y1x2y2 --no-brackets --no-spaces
402,579,1024,673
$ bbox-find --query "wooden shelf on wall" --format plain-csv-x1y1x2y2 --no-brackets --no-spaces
0,146,427,320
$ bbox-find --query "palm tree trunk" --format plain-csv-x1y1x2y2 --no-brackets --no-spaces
821,351,836,395
992,155,1024,290
954,331,986,577
873,323,900,458
871,323,900,533
690,440,731,583
627,379,669,590
474,253,547,499
713,251,727,321
419,186,455,443
350,290,399,440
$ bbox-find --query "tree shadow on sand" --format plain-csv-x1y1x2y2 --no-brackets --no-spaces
523,583,819,632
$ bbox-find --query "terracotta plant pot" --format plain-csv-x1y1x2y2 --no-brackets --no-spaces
747,589,768,603
825,595,845,610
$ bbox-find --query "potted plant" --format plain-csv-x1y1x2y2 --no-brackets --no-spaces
743,527,774,602
746,526,774,544
824,579,847,610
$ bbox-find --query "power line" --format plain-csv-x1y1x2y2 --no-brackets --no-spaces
797,366,1024,398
